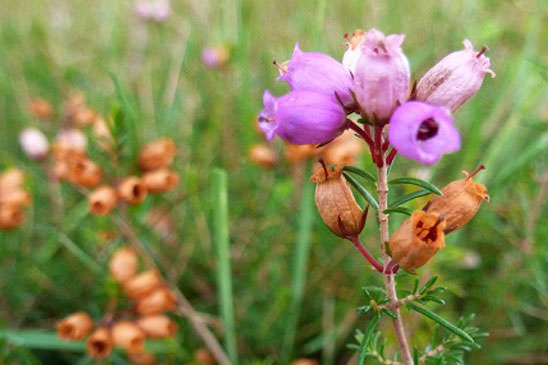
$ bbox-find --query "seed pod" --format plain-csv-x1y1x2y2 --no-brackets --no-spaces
142,169,179,193
109,247,139,282
128,351,157,365
310,163,365,238
111,321,145,353
0,189,31,207
67,158,102,188
388,210,446,271
249,144,278,168
86,327,113,359
117,177,148,204
136,287,176,315
0,204,24,230
423,167,489,233
285,143,319,165
28,98,53,119
123,270,163,299
138,138,176,171
194,348,216,364
0,169,24,191
89,186,117,216
56,312,94,340
136,315,178,338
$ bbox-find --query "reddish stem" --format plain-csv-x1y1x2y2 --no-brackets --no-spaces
347,120,377,165
387,148,398,165
348,236,384,273
374,125,384,167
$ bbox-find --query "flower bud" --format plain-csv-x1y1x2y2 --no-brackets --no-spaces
0,204,24,230
136,315,178,338
416,40,495,112
388,210,446,271
123,270,163,299
249,144,277,168
388,101,460,165
277,43,354,107
56,312,94,340
310,163,364,238
342,29,365,74
136,287,176,315
67,158,102,188
142,169,179,193
258,90,347,145
109,247,139,282
423,167,489,233
194,348,215,364
86,327,113,359
111,321,145,353
0,169,24,191
201,45,230,69
28,98,53,119
353,28,410,122
53,129,87,160
19,128,49,160
0,189,31,207
136,0,171,22
89,186,117,216
117,177,148,204
138,138,176,171
320,130,364,166
128,351,157,364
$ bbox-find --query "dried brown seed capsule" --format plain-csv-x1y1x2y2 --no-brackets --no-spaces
56,312,94,340
136,315,178,338
123,270,163,299
136,287,177,315
0,189,31,207
89,186,117,216
86,327,113,359
249,144,278,168
109,247,139,282
194,348,216,364
423,166,489,234
138,138,176,171
310,163,365,238
117,177,148,204
28,98,53,119
0,168,24,191
285,143,319,164
0,204,24,230
388,210,446,271
320,130,364,167
111,321,145,353
142,169,179,193
128,351,157,365
67,158,102,188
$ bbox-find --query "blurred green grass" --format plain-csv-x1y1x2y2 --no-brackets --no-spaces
0,0,548,363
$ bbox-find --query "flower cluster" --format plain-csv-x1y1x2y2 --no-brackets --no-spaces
258,28,494,165
56,247,177,361
0,169,31,230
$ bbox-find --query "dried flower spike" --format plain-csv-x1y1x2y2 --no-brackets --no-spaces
56,312,94,340
117,177,148,204
423,166,489,233
388,210,446,271
111,321,145,353
142,169,179,193
138,138,176,171
109,247,139,282
310,163,365,238
124,270,163,299
136,287,176,315
136,314,178,338
89,186,117,216
87,327,113,359
249,144,278,168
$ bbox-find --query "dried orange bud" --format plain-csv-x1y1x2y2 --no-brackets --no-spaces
136,287,176,315
249,144,277,168
0,168,24,191
28,98,53,119
310,163,365,238
142,169,179,193
56,312,94,340
0,204,24,229
292,359,319,365
123,270,163,299
89,186,117,216
72,106,97,128
285,144,319,164
67,158,102,188
53,129,87,160
117,177,148,204
138,138,176,171
52,160,70,180
423,166,489,234
320,130,364,166
388,210,446,271
87,327,113,359
111,321,145,353
194,348,215,364
136,315,178,338
109,247,139,282
128,351,157,364
0,189,31,207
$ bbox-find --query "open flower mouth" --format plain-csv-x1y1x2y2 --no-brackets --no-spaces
416,118,439,141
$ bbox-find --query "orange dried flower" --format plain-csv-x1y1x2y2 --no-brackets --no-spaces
249,144,277,168
388,210,446,271
123,270,163,299
320,130,364,166
194,348,216,364
136,314,178,338
89,186,117,216
136,287,177,315
28,98,53,119
109,247,139,282
0,189,31,207
423,166,489,234
310,163,365,238
285,144,319,164
87,327,113,359
67,157,102,188
72,106,97,128
142,169,179,193
93,117,113,150
0,168,24,191
138,138,176,171
0,204,24,230
56,312,94,340
111,321,145,353
117,176,148,204
292,359,320,365
128,351,157,364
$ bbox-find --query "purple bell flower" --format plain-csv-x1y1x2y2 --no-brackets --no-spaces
277,44,354,107
388,101,460,165
258,90,347,145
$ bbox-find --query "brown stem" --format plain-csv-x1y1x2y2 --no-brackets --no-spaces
418,344,444,364
376,138,413,364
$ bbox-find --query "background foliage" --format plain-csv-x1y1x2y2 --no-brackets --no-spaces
1,0,548,363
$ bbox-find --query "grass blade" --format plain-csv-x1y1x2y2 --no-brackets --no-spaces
388,189,431,209
343,172,379,209
388,177,443,196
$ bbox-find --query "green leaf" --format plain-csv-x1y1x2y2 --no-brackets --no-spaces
343,166,376,183
419,276,438,294
357,315,380,365
388,177,443,195
343,172,379,209
383,207,413,216
422,296,446,305
412,278,420,294
407,302,475,343
381,308,398,320
388,189,431,208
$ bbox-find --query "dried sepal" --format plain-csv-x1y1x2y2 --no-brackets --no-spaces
87,327,113,359
109,247,139,283
56,312,94,340
141,169,179,193
136,287,177,315
89,186,117,216
136,314,178,338
123,270,163,299
111,321,145,353
138,138,176,171
117,177,148,204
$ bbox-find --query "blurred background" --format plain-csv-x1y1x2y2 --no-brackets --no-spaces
1,0,548,363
